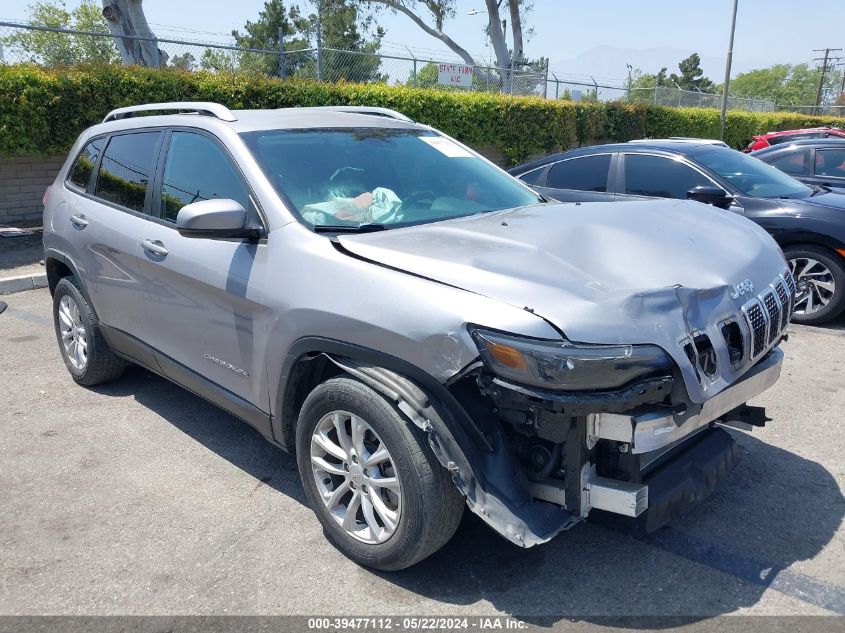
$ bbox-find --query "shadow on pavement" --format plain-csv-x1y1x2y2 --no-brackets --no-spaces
794,311,845,333
92,365,307,506
93,366,844,623
0,231,43,276
375,432,844,623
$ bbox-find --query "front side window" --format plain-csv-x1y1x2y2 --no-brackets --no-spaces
241,127,541,229
67,138,104,190
94,132,161,212
160,132,252,223
815,149,845,178
623,154,710,198
769,150,807,176
546,154,611,192
695,148,811,199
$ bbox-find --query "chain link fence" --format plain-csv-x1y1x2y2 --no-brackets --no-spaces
0,21,552,96
629,86,775,112
772,104,845,117
1,20,841,115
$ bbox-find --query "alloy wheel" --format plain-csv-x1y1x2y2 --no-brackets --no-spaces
789,257,836,316
310,410,402,544
58,294,88,371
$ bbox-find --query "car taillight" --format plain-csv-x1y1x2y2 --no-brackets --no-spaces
42,186,50,206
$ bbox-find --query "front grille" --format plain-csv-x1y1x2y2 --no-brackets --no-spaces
762,291,780,344
744,301,767,357
774,279,791,328
785,271,796,296
740,269,792,361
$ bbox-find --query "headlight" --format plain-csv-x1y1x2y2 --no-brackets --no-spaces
470,328,672,391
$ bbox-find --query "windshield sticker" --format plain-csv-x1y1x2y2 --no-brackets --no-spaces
420,136,474,158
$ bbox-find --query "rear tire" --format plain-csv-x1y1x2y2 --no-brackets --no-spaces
296,376,464,570
53,276,125,386
784,244,845,325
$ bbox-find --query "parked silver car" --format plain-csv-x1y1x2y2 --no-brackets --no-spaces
44,102,792,570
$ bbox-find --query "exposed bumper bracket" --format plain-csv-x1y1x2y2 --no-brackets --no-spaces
530,466,648,519
581,464,648,518
588,348,782,454
718,404,771,431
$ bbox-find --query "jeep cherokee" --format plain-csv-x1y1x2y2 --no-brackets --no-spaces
43,102,791,570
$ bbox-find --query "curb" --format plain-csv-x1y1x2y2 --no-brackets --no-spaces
0,272,48,294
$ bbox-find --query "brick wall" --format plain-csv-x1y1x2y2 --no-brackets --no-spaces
0,156,65,225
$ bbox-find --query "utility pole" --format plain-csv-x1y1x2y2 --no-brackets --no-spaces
316,0,324,82
840,61,845,96
813,48,842,115
278,27,285,79
626,63,633,101
719,0,739,141
834,60,845,104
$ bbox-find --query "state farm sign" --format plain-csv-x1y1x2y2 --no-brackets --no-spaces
437,63,473,87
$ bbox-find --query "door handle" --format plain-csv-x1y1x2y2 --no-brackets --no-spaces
141,239,169,258
69,214,88,229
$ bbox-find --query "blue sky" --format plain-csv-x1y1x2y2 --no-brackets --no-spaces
6,0,844,84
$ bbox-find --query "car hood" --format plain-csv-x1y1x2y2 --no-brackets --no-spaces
786,190,845,210
338,199,788,403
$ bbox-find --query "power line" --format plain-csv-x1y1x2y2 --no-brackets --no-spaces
148,22,233,37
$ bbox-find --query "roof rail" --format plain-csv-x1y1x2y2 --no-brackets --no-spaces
102,102,237,123
284,105,413,122
629,137,728,147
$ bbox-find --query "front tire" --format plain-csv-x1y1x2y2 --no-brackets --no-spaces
785,244,845,325
53,276,125,386
296,376,464,570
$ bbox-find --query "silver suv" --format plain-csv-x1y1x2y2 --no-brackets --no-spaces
44,101,791,570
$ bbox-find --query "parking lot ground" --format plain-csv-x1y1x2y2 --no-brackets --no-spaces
0,288,843,619
0,230,43,280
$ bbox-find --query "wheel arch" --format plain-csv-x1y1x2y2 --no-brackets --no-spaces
774,230,845,256
272,337,485,453
44,250,93,301
272,337,579,548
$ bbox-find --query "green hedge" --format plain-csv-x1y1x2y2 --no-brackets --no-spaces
1,64,842,164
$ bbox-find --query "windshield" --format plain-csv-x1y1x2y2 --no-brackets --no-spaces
241,127,541,229
696,148,812,199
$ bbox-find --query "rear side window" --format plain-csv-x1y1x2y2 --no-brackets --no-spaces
517,167,546,186
815,149,845,178
769,151,807,176
94,132,161,213
769,133,821,145
159,132,251,223
546,154,611,192
623,154,710,199
67,138,104,190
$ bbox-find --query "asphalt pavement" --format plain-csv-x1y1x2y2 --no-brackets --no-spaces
1,288,843,620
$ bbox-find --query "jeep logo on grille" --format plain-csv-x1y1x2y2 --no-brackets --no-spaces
730,279,754,299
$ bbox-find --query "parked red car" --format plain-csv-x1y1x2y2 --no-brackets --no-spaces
745,127,845,152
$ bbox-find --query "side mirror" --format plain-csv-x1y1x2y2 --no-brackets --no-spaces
686,185,734,210
176,199,255,239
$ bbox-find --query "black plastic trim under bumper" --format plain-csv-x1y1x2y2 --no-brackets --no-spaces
592,426,739,535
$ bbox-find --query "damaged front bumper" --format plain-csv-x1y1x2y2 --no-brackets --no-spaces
328,345,783,550
587,347,783,455
468,346,784,545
